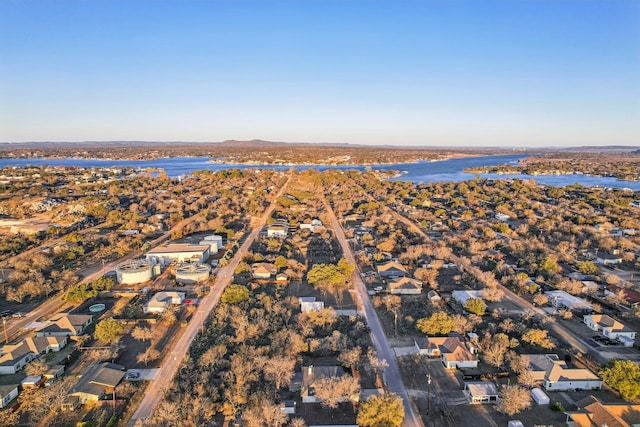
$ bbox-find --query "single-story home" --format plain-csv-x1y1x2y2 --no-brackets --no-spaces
36,313,93,337
605,284,640,308
144,291,185,313
545,290,592,312
542,359,602,391
451,290,484,306
596,252,623,265
21,375,42,388
415,336,478,369
300,219,323,232
564,395,640,427
4,336,68,357
267,220,289,238
463,381,499,404
583,314,636,347
520,354,561,381
0,384,18,408
68,363,126,403
251,263,277,280
376,261,407,278
388,277,423,295
299,297,324,312
0,344,36,375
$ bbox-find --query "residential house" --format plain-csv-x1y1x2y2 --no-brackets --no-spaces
299,297,325,312
145,243,210,265
36,313,93,338
596,252,623,265
583,314,636,347
0,344,36,375
68,362,126,403
545,290,593,312
267,219,289,238
0,385,18,408
565,395,640,427
520,354,561,382
301,365,347,403
414,336,478,369
276,273,289,283
44,365,65,382
251,263,277,280
2,336,67,362
542,359,602,391
21,375,42,389
388,277,423,295
300,219,323,232
451,290,484,306
376,261,407,278
463,381,499,404
605,284,640,308
427,290,442,302
144,291,185,314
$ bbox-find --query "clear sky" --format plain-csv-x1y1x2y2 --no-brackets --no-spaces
0,0,639,147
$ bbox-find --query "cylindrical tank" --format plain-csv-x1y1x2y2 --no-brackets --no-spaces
203,234,224,251
116,259,153,284
175,262,212,285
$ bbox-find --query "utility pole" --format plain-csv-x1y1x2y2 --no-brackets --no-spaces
2,317,7,344
426,372,431,416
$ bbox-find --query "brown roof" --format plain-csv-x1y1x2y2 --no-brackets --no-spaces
587,314,635,333
566,395,640,427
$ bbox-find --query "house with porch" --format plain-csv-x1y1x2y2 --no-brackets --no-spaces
251,263,277,280
415,336,478,369
0,344,35,375
388,277,423,295
67,362,126,404
565,395,640,427
463,381,499,404
36,313,93,338
376,261,407,278
542,359,602,392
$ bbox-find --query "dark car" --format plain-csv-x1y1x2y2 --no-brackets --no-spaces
0,310,13,318
126,371,140,379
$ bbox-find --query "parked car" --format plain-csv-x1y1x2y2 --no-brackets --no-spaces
0,310,13,318
125,371,140,379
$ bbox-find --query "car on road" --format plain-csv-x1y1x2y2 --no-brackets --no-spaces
0,310,13,318
11,312,26,318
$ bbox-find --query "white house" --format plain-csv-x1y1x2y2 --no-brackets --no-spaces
299,297,325,312
451,290,484,306
388,277,423,295
146,243,210,265
300,219,323,231
0,345,35,375
251,263,276,280
0,384,18,408
267,219,289,238
542,359,602,392
144,291,185,313
545,290,592,312
463,382,499,404
583,314,636,347
596,252,623,265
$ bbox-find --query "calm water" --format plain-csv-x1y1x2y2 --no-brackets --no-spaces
1,154,639,191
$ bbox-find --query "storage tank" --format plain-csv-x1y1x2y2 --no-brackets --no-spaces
175,262,212,285
203,234,224,251
116,259,153,284
199,240,219,254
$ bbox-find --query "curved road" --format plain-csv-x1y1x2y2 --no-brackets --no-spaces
127,176,290,426
324,200,422,427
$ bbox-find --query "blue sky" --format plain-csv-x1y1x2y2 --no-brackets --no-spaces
0,1,639,146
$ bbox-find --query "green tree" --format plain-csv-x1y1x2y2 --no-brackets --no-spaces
416,311,456,335
62,284,98,302
464,297,486,316
599,359,640,400
221,284,250,304
521,329,554,349
577,261,598,275
356,393,405,427
94,318,124,344
274,256,288,271
337,257,355,277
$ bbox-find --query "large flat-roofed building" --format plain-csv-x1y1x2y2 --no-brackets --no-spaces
146,244,210,265
545,290,592,312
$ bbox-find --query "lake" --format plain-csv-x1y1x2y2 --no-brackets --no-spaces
1,154,639,191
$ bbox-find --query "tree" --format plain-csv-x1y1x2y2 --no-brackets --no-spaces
496,385,531,416
242,401,288,427
384,295,402,336
312,375,360,410
356,393,405,427
577,260,598,275
274,256,288,271
416,311,456,335
137,348,161,367
94,317,124,344
599,359,640,400
522,329,554,349
481,333,510,370
533,293,549,306
131,326,153,344
25,358,48,376
464,297,486,316
221,284,250,304
337,257,355,277
307,263,351,306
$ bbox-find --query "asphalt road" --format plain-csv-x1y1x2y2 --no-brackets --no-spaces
127,177,290,426
324,200,423,427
